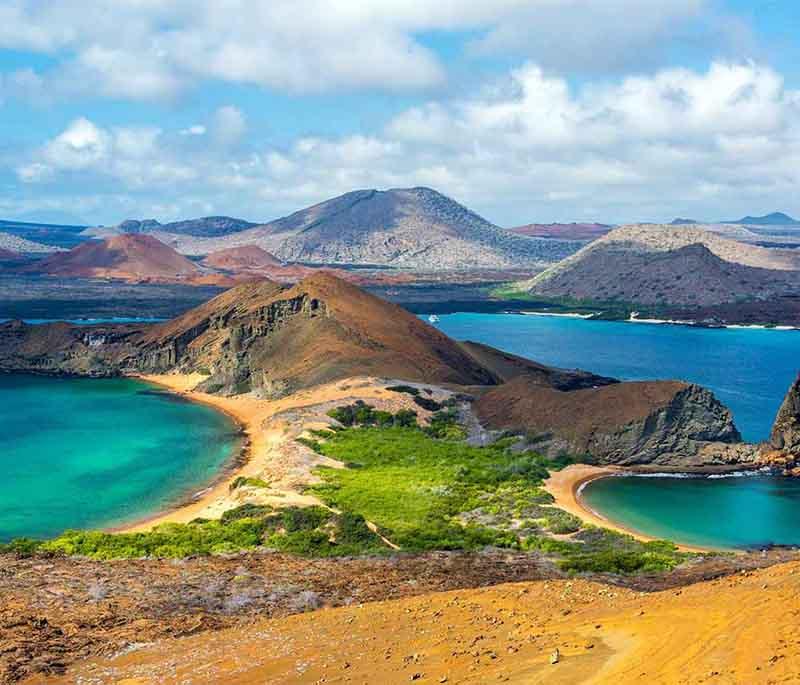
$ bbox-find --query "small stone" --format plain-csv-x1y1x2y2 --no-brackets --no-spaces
550,648,560,665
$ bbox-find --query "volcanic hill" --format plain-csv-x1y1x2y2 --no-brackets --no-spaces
151,187,581,269
517,224,800,308
201,245,283,271
0,272,771,471
24,234,202,282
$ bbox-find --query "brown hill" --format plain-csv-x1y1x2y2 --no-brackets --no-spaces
138,272,499,394
0,273,612,396
517,224,800,307
474,375,743,466
26,234,201,281
510,222,612,241
199,245,331,284
201,245,283,271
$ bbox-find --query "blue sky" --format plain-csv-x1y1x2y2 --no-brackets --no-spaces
0,1,799,227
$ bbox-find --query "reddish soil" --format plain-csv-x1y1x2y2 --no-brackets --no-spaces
25,235,200,281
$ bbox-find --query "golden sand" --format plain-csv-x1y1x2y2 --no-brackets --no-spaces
543,464,714,553
120,374,440,531
39,560,800,684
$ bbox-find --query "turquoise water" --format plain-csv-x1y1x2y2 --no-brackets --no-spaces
0,374,240,541
582,475,800,549
431,313,799,442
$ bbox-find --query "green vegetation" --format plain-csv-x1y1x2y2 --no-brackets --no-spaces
229,476,270,491
3,504,385,560
327,401,417,428
0,403,689,574
305,406,688,573
489,286,670,321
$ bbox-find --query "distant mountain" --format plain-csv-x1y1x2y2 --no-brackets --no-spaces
670,218,699,225
509,222,612,241
26,234,201,282
0,248,23,262
0,219,87,249
200,244,326,283
84,216,258,240
153,187,582,269
726,212,800,226
0,230,64,254
202,245,283,271
515,224,800,308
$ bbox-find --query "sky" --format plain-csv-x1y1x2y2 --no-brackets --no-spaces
0,0,798,227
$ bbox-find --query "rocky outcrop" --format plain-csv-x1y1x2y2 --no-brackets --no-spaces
457,340,618,390
515,224,800,309
474,376,747,467
0,274,498,397
755,374,800,474
770,374,800,455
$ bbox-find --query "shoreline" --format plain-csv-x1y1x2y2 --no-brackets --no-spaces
497,305,800,330
543,464,718,554
108,373,254,533
112,374,430,533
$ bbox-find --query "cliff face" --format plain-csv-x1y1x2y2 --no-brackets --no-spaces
0,274,499,396
770,374,800,454
474,376,747,467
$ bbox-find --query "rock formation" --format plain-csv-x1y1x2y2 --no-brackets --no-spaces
770,374,800,454
515,223,800,309
474,376,747,467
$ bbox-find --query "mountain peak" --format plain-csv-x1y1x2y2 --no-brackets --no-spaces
728,212,799,226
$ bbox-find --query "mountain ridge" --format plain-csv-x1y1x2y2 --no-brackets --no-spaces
96,187,582,269
516,223,800,308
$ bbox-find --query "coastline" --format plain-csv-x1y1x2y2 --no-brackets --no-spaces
113,374,433,533
116,373,322,532
543,464,716,554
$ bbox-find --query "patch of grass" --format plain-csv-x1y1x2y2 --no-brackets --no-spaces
229,476,270,492
0,538,44,557
305,414,689,573
310,425,556,551
30,504,387,560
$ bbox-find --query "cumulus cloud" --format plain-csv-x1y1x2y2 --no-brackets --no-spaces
18,117,196,188
0,0,743,101
11,61,800,224
212,106,247,146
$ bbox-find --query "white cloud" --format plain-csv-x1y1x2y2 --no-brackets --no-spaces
41,118,111,170
212,106,246,146
0,0,742,101
10,61,800,225
180,125,206,136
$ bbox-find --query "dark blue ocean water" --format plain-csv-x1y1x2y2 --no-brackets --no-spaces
430,313,799,443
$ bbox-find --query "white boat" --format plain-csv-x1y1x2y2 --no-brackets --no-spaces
428,314,440,323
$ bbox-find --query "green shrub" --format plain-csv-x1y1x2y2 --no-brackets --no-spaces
220,503,273,524
229,476,270,491
0,537,43,557
386,385,420,396
413,395,441,411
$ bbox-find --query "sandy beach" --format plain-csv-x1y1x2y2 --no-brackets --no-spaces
543,464,714,553
119,374,443,532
